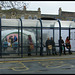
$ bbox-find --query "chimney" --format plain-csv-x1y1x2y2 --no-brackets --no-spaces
23,6,26,11
0,5,2,10
38,8,40,11
59,7,62,16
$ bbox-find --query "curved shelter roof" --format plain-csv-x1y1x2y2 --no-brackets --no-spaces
1,18,75,28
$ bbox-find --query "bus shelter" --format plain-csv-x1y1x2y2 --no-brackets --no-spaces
0,18,75,58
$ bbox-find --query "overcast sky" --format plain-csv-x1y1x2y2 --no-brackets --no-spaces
27,1,75,15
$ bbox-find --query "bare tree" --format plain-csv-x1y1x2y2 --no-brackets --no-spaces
0,1,30,10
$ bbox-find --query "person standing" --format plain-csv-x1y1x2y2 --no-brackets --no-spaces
3,38,8,52
51,37,57,55
14,35,17,42
46,37,52,55
9,36,13,47
27,35,34,56
59,37,66,55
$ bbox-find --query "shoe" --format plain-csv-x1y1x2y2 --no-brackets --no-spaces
55,53,57,55
49,54,51,56
64,54,66,55
28,54,31,56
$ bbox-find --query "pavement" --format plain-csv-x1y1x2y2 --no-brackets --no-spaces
0,53,75,74
0,52,75,62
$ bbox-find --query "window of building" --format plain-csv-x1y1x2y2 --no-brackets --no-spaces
2,14,6,19
11,15,16,19
21,15,25,19
28,15,32,19
34,15,37,19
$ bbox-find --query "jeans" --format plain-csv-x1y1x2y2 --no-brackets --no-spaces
52,47,57,55
46,48,52,55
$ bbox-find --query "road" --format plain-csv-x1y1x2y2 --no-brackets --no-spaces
0,56,75,74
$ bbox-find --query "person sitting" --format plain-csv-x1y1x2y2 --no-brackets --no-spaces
65,36,72,54
12,41,18,51
3,39,8,52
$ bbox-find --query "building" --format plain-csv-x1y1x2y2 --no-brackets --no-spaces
0,6,75,21
0,6,41,19
41,7,75,21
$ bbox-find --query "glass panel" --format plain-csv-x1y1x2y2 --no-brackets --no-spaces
36,28,41,54
60,21,73,28
41,20,59,54
42,20,57,27
70,21,75,28
21,19,41,56
42,29,53,54
1,19,19,26
54,29,59,53
22,19,40,27
22,28,36,55
70,29,75,52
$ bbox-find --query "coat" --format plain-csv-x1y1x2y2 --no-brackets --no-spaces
46,40,53,48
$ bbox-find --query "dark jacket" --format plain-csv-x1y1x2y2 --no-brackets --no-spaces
46,40,53,48
51,40,55,47
59,39,64,46
11,38,13,44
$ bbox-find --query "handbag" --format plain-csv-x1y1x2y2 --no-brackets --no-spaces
66,43,71,49
30,43,34,50
48,45,52,50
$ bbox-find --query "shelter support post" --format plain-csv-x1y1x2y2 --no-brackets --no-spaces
36,27,37,55
38,19,43,56
53,28,54,41
19,18,23,57
18,26,20,55
69,28,71,54
0,18,2,57
69,28,70,41
57,19,61,56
